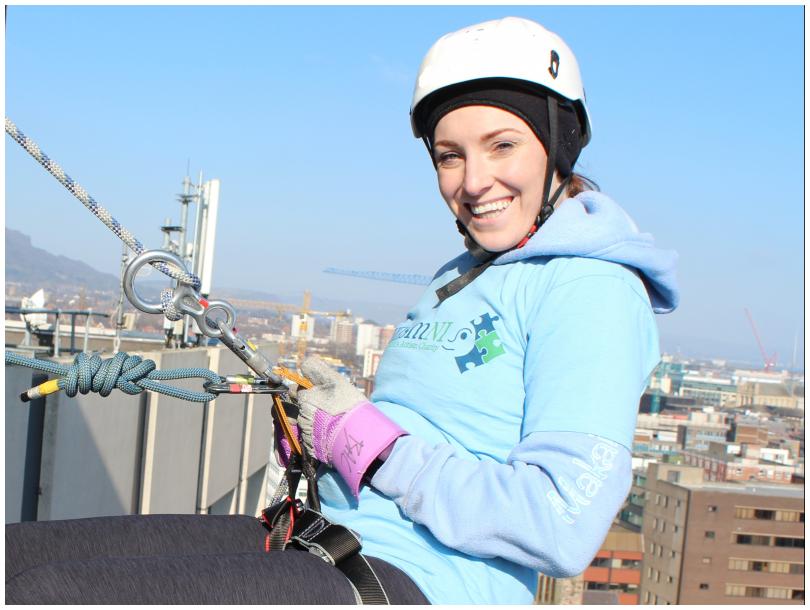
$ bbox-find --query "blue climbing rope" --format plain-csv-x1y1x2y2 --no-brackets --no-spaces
6,351,220,403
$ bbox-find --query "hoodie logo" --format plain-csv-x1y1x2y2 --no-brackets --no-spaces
548,50,560,79
388,311,507,374
545,440,619,525
454,313,506,373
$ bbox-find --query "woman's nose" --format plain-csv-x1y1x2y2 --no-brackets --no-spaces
462,156,494,197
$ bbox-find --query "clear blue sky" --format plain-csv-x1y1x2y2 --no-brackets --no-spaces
4,5,805,369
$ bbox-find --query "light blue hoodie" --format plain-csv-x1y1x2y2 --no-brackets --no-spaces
316,191,679,604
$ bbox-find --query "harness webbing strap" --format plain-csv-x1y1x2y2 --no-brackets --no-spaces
282,506,389,604
261,495,390,604
340,554,390,605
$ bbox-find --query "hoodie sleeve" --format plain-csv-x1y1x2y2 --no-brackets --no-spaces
522,261,661,447
371,431,631,577
369,262,658,574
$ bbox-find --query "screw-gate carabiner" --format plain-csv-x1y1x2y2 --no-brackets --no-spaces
217,321,283,385
204,380,288,395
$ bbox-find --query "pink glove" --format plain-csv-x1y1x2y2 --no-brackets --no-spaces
297,357,407,497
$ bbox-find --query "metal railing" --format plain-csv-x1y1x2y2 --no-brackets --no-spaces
6,307,110,356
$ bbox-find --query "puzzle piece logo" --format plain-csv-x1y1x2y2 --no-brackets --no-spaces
454,312,506,373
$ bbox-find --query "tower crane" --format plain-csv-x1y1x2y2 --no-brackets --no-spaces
743,308,778,372
226,292,351,366
323,268,432,286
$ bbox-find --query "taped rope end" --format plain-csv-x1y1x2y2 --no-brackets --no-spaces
19,378,61,402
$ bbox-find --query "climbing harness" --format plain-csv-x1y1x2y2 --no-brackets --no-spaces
5,117,391,604
260,422,391,605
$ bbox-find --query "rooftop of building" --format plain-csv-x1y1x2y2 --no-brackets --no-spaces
601,522,643,552
739,381,805,396
680,480,805,499
582,591,621,605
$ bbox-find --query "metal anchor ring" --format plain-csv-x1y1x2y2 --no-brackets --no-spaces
123,249,192,315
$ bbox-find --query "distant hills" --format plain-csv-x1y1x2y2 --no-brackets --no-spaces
5,228,411,324
6,228,121,292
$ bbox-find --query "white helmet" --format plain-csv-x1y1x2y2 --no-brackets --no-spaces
410,16,591,146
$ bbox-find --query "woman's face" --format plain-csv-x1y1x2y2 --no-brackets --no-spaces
433,105,555,253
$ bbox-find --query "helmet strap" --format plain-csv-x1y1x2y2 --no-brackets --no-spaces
539,96,559,223
515,176,569,249
422,136,438,168
515,95,565,249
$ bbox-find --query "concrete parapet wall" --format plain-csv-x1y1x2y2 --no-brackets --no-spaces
5,345,278,523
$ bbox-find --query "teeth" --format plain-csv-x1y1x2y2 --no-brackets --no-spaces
470,198,511,216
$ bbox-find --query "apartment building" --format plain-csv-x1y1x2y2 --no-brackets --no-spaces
355,322,380,356
679,375,738,408
676,411,730,451
618,468,647,532
640,463,804,604
681,443,798,485
730,421,770,445
582,524,643,604
737,381,804,411
331,319,355,345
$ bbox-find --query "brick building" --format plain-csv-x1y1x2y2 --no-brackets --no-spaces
582,524,643,604
730,421,770,445
641,463,804,604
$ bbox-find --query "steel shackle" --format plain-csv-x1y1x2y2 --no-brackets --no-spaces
122,249,236,339
123,249,190,315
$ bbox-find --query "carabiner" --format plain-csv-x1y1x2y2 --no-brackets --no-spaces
204,380,287,395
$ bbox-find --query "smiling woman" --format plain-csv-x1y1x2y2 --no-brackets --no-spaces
5,15,680,606
305,16,679,604
433,106,562,253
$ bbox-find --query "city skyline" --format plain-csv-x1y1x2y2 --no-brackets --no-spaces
4,5,804,368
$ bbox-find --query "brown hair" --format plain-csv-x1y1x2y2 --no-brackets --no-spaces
567,172,599,197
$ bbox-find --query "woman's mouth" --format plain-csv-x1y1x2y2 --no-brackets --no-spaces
467,197,512,219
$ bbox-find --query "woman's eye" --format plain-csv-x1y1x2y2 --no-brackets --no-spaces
436,151,461,166
493,141,515,153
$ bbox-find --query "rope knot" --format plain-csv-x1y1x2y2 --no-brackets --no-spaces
61,352,157,397
6,351,220,403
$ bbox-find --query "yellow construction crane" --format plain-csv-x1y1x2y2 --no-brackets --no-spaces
226,291,351,367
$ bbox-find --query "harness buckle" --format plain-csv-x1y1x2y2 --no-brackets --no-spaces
260,495,305,551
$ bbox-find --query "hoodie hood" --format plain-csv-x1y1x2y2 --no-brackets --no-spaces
492,191,679,313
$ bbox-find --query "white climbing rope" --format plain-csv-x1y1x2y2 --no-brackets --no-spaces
5,117,200,289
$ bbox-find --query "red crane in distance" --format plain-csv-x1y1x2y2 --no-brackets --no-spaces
743,308,778,372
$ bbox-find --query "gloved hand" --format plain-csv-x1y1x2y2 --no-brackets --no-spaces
297,357,407,497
